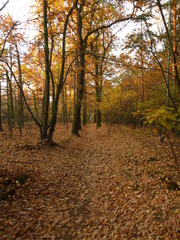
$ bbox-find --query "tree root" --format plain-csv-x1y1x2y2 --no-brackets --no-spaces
38,139,65,149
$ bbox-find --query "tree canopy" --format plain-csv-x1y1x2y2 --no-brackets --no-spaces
0,0,179,141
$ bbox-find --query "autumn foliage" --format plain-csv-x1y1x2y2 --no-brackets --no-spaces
0,0,180,239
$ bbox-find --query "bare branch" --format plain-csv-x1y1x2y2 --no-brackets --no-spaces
0,0,9,11
84,6,135,44
0,21,17,58
156,0,180,89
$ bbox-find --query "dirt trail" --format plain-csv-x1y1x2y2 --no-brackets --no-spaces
0,125,179,239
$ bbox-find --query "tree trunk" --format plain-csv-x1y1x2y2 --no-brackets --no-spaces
96,108,101,128
166,0,172,106
140,20,144,102
15,43,24,136
62,87,65,125
157,0,180,91
42,0,50,140
83,92,87,126
64,83,68,130
6,71,12,137
47,1,78,142
62,84,68,129
9,47,15,127
14,91,18,122
95,51,102,129
72,6,85,136
95,72,102,128
0,82,3,131
172,0,178,88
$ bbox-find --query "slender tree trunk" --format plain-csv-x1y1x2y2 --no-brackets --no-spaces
49,36,55,116
62,87,65,125
73,48,78,117
146,21,178,111
34,78,39,118
157,0,180,91
62,84,68,128
15,43,24,136
64,82,68,130
6,71,12,137
140,20,144,128
73,70,76,119
42,0,50,140
14,91,18,122
172,0,178,87
18,86,22,136
140,20,144,102
166,0,172,106
92,34,108,129
94,41,102,129
47,1,78,142
9,47,15,127
83,91,87,126
94,110,96,124
95,59,101,129
98,62,104,128
0,82,3,131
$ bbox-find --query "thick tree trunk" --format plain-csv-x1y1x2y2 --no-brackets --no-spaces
72,104,81,136
72,6,85,136
72,53,84,135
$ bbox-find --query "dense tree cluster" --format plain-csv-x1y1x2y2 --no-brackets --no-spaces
0,0,179,143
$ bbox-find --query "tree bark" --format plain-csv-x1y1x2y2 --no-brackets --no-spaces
140,20,144,102
47,0,78,142
62,84,68,129
0,82,3,131
15,43,24,136
9,47,15,127
95,57,101,129
42,0,50,140
6,71,12,136
166,0,172,106
172,0,178,87
72,4,85,136
83,92,87,126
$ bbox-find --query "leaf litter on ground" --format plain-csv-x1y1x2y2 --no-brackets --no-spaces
0,124,179,239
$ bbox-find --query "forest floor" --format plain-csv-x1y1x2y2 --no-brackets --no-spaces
0,124,180,240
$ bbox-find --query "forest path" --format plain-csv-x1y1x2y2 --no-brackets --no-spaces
0,125,179,239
